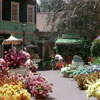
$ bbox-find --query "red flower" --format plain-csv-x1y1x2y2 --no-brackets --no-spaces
88,56,94,62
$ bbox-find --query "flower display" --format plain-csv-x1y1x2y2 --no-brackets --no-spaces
86,79,100,100
0,59,8,76
74,74,88,90
25,59,37,73
4,48,30,69
88,56,94,62
86,65,100,74
0,82,31,100
73,66,88,77
25,74,53,98
60,66,74,77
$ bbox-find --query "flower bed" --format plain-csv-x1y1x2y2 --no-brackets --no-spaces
0,48,53,99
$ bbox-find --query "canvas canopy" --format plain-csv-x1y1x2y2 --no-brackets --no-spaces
56,39,82,44
2,35,22,46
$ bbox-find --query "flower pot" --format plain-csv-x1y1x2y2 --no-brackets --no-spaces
35,95,47,99
63,74,70,77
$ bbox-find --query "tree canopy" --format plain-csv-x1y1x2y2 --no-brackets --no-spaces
48,0,100,38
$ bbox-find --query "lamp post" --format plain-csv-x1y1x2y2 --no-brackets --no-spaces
22,23,27,49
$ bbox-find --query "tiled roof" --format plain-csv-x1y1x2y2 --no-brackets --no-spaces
37,12,52,32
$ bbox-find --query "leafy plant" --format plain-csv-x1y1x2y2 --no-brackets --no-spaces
74,74,87,90
86,65,100,73
86,79,100,100
92,57,100,65
77,40,92,64
91,39,100,57
73,66,88,77
74,72,100,90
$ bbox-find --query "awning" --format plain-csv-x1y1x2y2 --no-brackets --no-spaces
0,21,36,33
56,39,82,44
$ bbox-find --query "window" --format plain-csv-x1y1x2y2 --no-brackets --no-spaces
11,2,19,21
27,5,34,23
0,0,2,20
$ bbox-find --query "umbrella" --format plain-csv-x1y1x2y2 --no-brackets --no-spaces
2,35,22,47
25,44,38,48
55,54,63,60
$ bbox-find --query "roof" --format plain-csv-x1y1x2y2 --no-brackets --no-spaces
56,39,82,44
37,12,52,32
0,21,36,34
2,35,22,45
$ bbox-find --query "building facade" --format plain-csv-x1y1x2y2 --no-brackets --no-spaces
36,12,58,61
0,0,37,57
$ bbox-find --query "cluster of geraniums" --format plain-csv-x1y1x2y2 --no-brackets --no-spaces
9,72,53,98
25,74,53,97
4,47,30,69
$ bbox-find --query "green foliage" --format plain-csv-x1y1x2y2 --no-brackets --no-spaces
92,57,100,65
91,39,100,57
77,39,92,63
48,0,100,38
39,0,52,12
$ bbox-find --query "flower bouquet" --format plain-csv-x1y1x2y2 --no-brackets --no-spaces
4,48,30,69
25,74,53,98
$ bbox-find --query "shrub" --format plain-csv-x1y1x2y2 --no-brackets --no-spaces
92,57,100,65
77,39,92,64
91,39,100,57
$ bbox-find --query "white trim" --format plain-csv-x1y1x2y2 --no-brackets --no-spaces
0,0,2,20
11,1,19,22
27,4,35,24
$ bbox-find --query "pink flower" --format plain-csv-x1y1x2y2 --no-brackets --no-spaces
4,51,7,54
39,90,44,95
42,94,46,97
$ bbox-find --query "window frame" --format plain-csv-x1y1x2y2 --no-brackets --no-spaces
0,0,2,20
27,4,34,24
11,1,19,22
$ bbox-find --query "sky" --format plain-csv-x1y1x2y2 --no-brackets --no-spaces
37,0,41,5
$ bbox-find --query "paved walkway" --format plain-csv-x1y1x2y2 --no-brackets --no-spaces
31,70,96,100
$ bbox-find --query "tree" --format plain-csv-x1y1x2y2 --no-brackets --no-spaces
48,0,100,38
38,0,52,12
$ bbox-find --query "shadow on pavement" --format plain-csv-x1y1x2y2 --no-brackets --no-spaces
32,96,57,100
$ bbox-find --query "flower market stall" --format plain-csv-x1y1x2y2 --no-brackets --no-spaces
0,47,53,100
2,35,22,47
